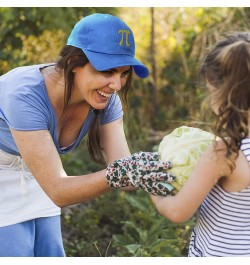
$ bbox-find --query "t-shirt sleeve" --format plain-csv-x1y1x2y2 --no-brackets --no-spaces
2,88,50,131
99,94,124,125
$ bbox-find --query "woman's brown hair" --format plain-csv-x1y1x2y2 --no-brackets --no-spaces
56,45,133,165
201,32,250,171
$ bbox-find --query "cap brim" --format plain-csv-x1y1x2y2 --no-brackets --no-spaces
83,49,149,78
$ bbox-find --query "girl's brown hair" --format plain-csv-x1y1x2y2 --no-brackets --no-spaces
56,45,133,165
201,32,250,171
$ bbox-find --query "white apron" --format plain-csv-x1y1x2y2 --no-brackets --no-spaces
0,149,60,227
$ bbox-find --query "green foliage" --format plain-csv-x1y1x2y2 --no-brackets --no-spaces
0,7,116,74
61,189,195,257
61,189,137,257
112,191,195,257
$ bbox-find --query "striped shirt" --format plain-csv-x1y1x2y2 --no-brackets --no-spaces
188,138,250,257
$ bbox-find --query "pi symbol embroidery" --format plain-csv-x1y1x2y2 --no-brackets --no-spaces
118,29,131,47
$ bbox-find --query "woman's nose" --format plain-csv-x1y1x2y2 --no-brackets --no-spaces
108,75,122,92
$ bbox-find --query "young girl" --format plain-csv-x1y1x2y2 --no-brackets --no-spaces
151,32,250,256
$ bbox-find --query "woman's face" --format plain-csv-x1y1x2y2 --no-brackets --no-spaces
72,63,131,109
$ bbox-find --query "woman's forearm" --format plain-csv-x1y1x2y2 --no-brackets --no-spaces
49,169,111,207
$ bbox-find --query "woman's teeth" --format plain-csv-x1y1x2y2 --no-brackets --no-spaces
97,90,112,98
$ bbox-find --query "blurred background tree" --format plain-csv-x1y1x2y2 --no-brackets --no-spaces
1,7,250,256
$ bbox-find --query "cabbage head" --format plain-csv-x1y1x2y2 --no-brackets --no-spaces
158,126,217,193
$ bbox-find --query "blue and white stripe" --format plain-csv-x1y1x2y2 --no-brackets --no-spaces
188,138,250,256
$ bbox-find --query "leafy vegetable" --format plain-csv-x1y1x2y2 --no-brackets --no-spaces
158,126,217,193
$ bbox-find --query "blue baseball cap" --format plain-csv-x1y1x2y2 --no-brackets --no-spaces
67,13,149,78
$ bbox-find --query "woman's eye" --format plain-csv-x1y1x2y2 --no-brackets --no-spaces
102,71,113,76
121,71,130,78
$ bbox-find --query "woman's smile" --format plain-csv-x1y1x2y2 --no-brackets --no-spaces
96,89,114,99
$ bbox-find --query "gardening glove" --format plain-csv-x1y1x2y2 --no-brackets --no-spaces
106,151,175,196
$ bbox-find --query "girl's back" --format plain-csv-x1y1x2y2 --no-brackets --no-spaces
189,138,250,256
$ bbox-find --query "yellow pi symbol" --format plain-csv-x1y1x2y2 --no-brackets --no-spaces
118,30,131,47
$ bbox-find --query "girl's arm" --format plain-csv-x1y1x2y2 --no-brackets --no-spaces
151,141,231,223
10,117,130,207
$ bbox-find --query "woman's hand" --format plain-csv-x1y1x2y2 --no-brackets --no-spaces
106,151,175,196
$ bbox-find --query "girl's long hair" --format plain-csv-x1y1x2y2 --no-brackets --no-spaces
201,32,250,171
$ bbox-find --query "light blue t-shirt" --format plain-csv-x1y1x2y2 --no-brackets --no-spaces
0,64,123,155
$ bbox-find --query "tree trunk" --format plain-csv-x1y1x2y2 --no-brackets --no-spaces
150,7,158,128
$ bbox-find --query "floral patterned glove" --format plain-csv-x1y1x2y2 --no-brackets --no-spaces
106,151,175,196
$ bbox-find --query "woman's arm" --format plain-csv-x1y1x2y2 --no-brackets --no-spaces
10,117,130,207
100,117,139,191
151,142,231,223
100,117,131,164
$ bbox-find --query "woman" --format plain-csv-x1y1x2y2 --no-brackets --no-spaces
0,13,174,256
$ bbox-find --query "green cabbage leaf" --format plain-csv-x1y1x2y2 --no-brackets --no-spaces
158,126,217,193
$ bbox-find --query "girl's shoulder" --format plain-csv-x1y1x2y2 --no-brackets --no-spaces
217,138,250,192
